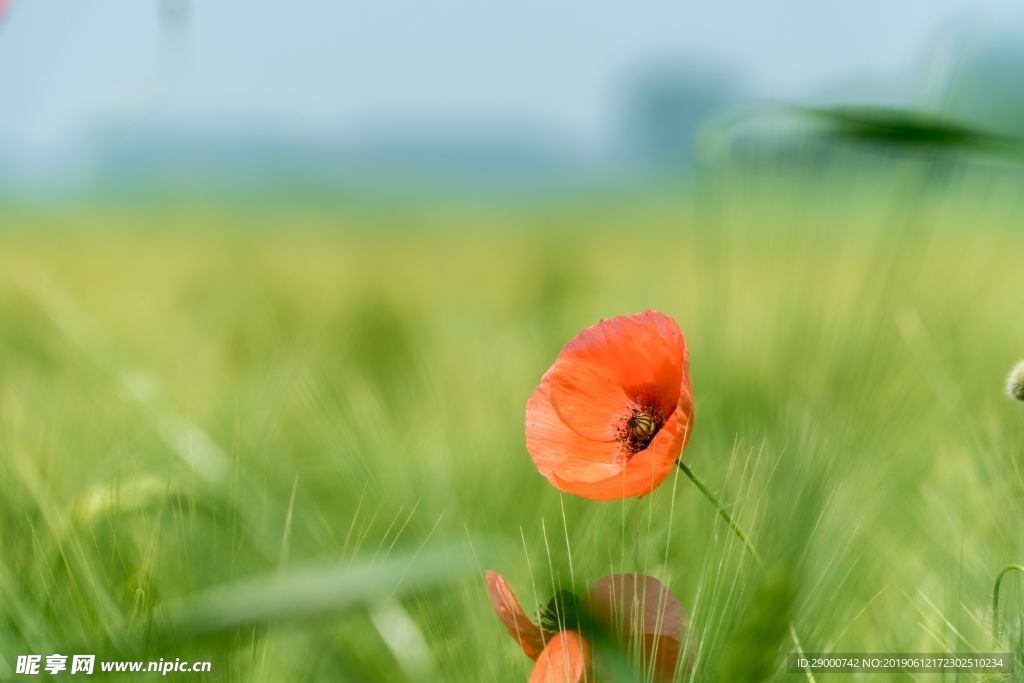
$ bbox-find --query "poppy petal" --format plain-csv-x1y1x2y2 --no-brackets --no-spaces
642,634,687,682
586,574,690,681
485,571,548,660
528,631,589,683
553,457,623,484
587,574,686,640
546,311,686,441
526,379,624,483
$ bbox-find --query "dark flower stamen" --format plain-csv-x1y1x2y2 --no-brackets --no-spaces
539,590,584,632
618,407,665,453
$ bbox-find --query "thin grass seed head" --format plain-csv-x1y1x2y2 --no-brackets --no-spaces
1007,361,1024,402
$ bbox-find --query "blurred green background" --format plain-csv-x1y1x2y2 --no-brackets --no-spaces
4,1,1024,681
3,167,1024,680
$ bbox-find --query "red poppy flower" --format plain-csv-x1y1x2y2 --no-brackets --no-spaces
485,570,690,682
525,310,694,500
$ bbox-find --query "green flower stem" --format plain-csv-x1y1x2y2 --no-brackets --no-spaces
676,460,765,571
992,564,1024,647
676,459,816,682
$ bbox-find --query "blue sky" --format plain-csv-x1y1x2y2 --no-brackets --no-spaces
0,0,1021,164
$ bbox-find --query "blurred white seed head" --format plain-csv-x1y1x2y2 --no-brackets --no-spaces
1007,361,1024,402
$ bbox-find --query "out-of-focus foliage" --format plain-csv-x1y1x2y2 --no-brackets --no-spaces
802,105,1024,159
2,159,1024,679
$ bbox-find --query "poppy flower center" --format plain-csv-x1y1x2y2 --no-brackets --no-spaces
619,407,664,453
539,590,585,632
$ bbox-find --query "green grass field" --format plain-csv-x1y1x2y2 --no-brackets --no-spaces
2,168,1024,681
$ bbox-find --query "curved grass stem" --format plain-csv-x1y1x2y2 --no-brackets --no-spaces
992,564,1024,647
676,459,816,682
